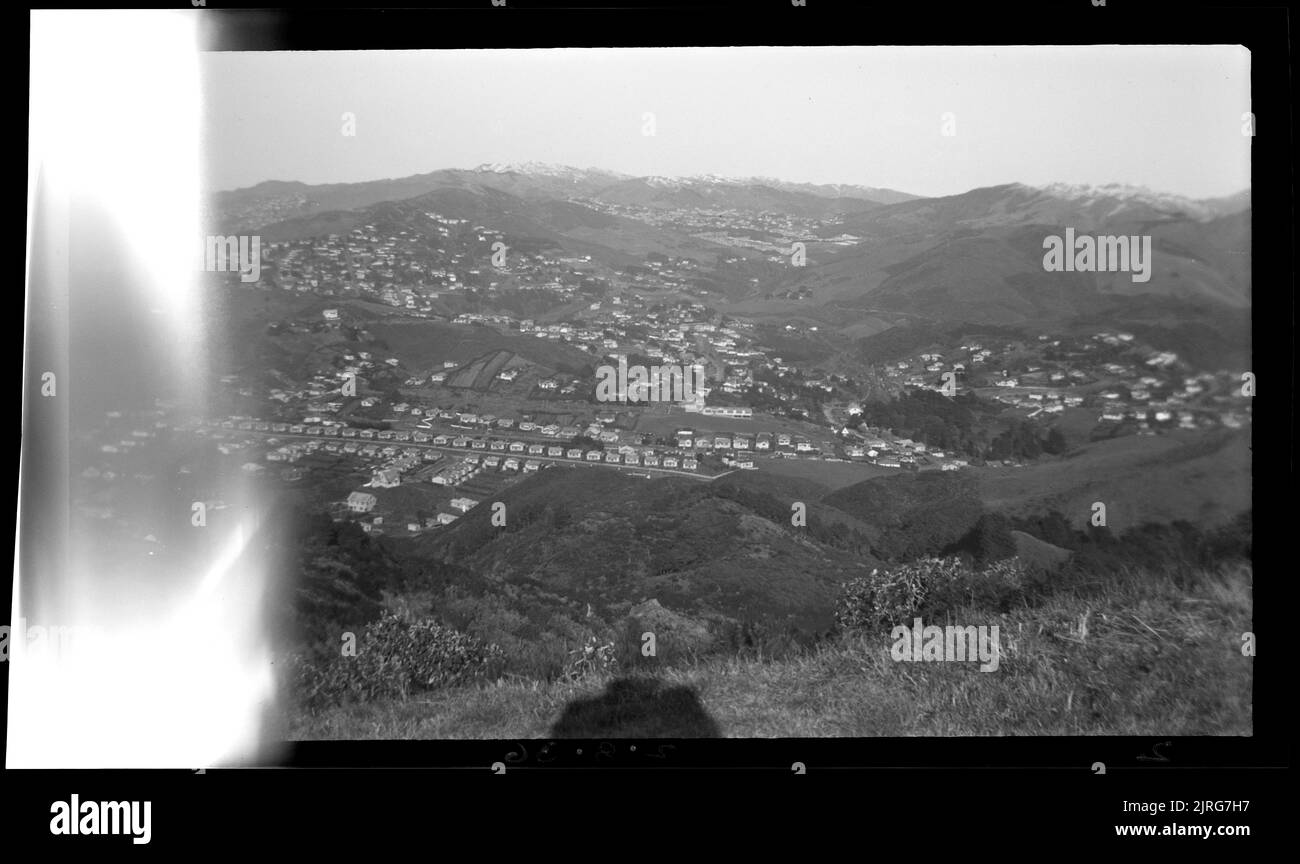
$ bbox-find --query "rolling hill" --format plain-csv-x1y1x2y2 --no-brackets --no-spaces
212,162,918,234
213,167,1249,351
803,183,1251,325
207,161,1254,400
401,467,880,637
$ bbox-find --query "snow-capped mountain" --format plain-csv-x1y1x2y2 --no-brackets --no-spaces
1017,182,1248,223
470,162,919,205
605,170,918,204
473,162,631,182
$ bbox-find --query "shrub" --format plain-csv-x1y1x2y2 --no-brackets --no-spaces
716,617,808,662
950,512,1018,568
922,556,1027,617
836,557,957,631
563,635,618,681
836,556,1028,632
289,612,505,708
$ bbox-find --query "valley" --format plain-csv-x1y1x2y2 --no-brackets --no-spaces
73,162,1253,737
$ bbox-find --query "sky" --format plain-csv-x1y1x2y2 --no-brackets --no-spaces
201,45,1251,199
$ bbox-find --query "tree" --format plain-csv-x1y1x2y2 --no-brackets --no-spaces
1043,427,1068,455
965,512,1017,567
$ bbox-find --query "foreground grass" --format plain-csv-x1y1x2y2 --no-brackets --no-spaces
286,566,1252,739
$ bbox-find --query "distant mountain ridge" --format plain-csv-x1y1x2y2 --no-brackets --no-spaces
214,163,1246,232
469,162,922,204
217,161,1246,210
212,162,923,224
210,165,1249,341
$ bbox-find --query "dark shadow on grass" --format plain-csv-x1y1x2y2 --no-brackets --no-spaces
549,676,721,738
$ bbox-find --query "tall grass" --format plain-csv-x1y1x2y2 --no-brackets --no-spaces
285,561,1252,738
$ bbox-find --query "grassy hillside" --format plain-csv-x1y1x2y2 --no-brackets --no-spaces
407,467,878,636
823,471,986,561
287,561,1252,738
977,428,1251,529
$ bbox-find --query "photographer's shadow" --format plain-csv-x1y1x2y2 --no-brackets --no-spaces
549,677,721,738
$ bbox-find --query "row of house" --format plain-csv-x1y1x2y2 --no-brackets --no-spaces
673,428,819,453
428,435,699,470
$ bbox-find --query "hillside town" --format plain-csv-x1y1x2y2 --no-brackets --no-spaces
88,198,1235,547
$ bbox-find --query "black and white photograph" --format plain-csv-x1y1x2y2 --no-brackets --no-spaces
9,4,1286,829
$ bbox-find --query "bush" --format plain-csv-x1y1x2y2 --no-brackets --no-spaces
950,512,1018,568
922,556,1027,617
563,635,618,681
289,612,505,708
716,617,811,662
836,556,1027,632
835,557,956,631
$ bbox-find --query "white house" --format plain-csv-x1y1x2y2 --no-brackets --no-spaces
347,491,377,513
370,468,401,488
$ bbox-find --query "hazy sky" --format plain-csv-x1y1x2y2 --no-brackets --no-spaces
201,45,1251,199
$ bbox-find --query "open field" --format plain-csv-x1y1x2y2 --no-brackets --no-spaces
633,410,833,440
367,320,594,373
751,454,899,490
446,349,514,389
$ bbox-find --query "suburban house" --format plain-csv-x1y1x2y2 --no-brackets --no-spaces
347,491,377,513
370,468,401,488
700,406,752,418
